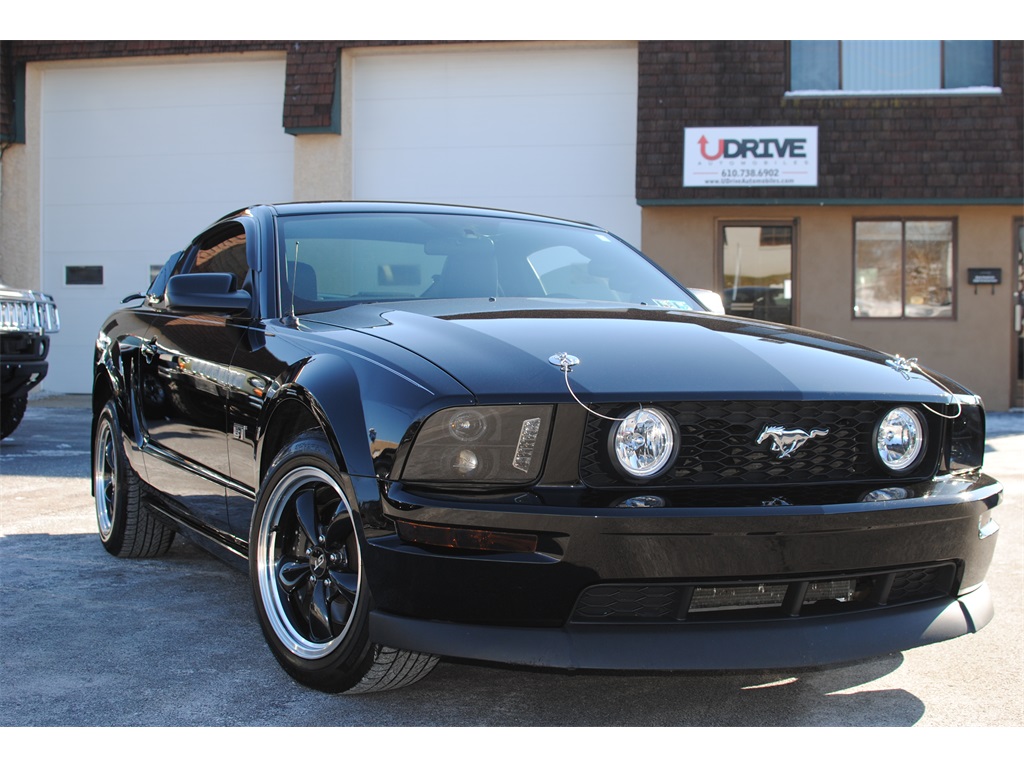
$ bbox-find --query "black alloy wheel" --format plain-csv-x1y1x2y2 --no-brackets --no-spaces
251,431,438,693
255,463,362,658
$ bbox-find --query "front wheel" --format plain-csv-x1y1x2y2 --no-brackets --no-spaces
251,431,438,693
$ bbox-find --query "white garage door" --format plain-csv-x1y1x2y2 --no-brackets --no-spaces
40,57,294,393
353,45,640,244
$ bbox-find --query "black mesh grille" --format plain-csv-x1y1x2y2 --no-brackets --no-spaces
570,563,958,624
574,585,681,621
888,566,950,603
580,400,941,488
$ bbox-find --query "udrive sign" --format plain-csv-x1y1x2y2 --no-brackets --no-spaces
683,126,818,187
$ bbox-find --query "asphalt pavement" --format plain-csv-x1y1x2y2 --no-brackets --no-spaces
1,395,1021,736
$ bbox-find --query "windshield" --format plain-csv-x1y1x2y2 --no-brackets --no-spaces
275,212,699,314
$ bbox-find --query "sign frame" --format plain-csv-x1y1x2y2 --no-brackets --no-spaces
683,126,819,188
967,268,1002,286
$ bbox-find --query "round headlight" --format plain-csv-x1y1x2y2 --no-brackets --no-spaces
611,408,677,479
875,407,925,473
447,410,487,442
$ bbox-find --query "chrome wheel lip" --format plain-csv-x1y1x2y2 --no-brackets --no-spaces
256,466,361,660
94,419,116,541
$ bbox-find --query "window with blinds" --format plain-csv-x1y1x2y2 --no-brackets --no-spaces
790,41,996,92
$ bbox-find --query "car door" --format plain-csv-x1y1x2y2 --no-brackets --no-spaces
137,221,254,536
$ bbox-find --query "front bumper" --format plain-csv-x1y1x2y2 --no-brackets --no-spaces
362,473,1002,669
371,584,993,670
1,332,50,399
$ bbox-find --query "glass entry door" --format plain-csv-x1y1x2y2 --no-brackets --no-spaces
721,224,794,326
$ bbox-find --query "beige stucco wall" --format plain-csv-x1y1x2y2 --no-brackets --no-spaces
642,204,1021,411
0,65,42,291
292,48,354,203
292,134,349,202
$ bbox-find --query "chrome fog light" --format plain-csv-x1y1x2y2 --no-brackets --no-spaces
861,487,912,503
616,495,667,508
876,407,925,473
611,408,677,479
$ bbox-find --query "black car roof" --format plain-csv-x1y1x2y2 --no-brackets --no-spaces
232,201,602,230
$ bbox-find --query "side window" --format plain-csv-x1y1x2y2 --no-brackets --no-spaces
188,224,249,290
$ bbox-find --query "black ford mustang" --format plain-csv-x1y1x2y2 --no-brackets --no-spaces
92,202,1002,693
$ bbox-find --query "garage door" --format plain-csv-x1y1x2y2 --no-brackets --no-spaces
352,45,640,245
40,57,294,393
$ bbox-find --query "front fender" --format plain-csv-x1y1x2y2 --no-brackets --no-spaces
92,331,147,482
262,349,473,480
257,353,372,479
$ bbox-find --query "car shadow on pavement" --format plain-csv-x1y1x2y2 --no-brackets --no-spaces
0,531,924,728
410,654,923,727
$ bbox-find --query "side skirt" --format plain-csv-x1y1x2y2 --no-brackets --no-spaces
142,487,249,572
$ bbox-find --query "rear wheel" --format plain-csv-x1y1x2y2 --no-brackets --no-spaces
93,400,175,557
251,430,438,693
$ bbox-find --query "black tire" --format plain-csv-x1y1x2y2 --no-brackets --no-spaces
1,393,27,439
251,430,438,693
93,400,175,557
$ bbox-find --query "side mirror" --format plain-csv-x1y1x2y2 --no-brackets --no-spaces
166,273,251,313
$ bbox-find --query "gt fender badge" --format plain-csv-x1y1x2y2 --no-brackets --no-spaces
757,425,829,458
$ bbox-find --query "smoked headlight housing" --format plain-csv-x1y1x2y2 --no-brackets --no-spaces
875,407,926,474
948,403,985,473
609,407,678,480
400,405,553,486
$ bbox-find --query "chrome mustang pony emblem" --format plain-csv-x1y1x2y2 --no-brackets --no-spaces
756,425,829,458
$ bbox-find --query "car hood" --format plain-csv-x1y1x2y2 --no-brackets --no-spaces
302,299,960,402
